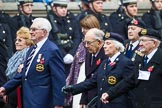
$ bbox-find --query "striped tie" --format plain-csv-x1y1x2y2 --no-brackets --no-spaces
25,45,37,72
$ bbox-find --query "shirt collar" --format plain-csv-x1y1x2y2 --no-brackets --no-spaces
92,47,102,57
109,52,120,62
146,48,158,62
36,37,48,49
130,40,139,50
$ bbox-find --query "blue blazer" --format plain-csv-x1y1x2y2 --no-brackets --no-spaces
72,54,135,108
3,39,66,108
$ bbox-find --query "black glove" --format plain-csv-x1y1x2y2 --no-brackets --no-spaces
62,85,74,95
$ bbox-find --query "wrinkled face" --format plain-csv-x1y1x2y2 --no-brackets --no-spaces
153,0,162,10
30,22,46,43
53,6,67,17
128,25,142,42
139,36,155,55
103,40,118,57
125,4,138,17
83,33,100,54
90,0,103,13
15,36,28,51
20,3,33,15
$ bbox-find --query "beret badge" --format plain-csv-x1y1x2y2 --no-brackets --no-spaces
105,32,110,39
141,29,147,35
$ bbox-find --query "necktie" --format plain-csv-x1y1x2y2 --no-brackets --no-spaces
129,44,133,51
91,55,95,66
25,45,37,73
125,44,133,58
143,56,148,66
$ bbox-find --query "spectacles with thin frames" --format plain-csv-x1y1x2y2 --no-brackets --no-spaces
30,28,44,32
139,39,154,42
83,40,98,46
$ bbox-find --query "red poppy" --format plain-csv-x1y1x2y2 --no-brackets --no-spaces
40,58,45,64
109,62,115,67
96,59,101,65
133,20,138,25
148,66,154,72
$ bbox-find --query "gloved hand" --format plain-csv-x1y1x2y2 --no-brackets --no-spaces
63,54,74,64
62,85,74,95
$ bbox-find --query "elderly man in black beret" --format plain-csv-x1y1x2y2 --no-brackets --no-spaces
124,18,146,60
62,29,136,108
101,28,162,108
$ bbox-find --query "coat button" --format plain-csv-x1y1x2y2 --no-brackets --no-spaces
102,78,104,81
100,88,102,91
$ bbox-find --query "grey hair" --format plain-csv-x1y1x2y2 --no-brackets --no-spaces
152,38,161,48
111,40,125,52
89,28,105,41
32,18,52,33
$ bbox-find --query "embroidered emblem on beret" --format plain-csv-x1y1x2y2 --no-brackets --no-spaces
141,29,147,35
105,32,110,39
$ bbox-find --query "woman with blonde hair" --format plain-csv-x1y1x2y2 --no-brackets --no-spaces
5,27,34,108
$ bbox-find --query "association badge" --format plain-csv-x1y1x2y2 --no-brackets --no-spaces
36,64,44,72
141,29,147,35
105,32,110,39
108,76,117,85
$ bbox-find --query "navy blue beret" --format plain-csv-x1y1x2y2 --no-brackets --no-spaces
104,32,125,44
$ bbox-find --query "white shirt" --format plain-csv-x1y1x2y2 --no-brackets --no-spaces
130,40,139,50
146,48,158,63
109,52,120,62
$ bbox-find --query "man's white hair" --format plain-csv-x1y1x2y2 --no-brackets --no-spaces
88,28,105,41
32,18,52,33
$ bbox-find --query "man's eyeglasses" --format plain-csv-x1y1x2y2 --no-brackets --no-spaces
30,28,43,32
83,40,98,46
139,39,154,42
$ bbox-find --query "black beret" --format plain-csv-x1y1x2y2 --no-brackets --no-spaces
104,32,125,44
139,28,161,40
127,18,146,28
19,0,33,5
